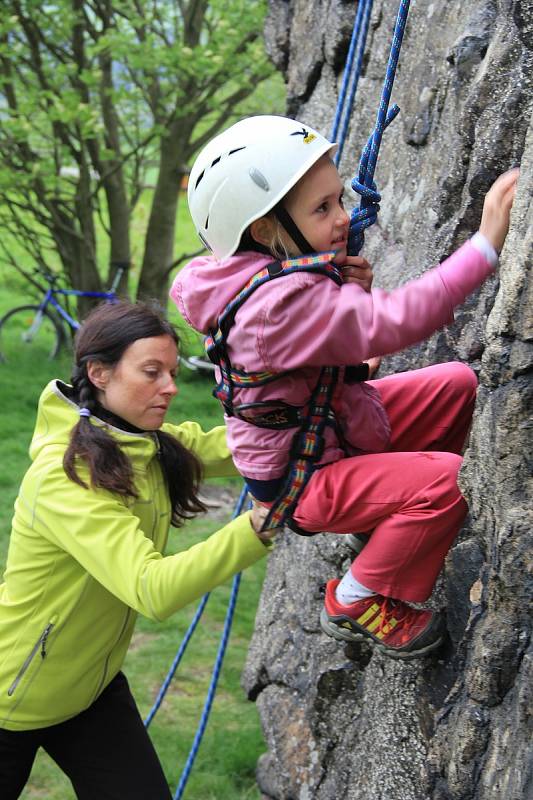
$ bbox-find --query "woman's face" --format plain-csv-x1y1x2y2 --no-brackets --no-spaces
88,335,179,430
284,156,349,263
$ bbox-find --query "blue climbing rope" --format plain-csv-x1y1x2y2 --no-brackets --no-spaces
348,0,411,256
330,0,374,166
174,570,242,799
144,485,249,796
144,592,210,728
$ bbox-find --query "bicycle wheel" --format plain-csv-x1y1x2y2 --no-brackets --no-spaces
0,305,64,364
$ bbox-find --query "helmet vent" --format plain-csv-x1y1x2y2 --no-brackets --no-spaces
195,170,205,190
198,231,210,249
194,147,246,192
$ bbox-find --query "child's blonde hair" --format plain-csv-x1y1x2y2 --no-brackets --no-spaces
263,213,292,261
238,211,294,261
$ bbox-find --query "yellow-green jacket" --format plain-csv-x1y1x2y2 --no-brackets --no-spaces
0,380,268,731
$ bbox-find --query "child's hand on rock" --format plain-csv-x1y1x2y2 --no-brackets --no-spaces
479,168,519,253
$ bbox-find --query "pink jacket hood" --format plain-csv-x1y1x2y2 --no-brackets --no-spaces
171,251,274,334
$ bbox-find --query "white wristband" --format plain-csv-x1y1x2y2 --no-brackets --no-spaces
471,232,499,267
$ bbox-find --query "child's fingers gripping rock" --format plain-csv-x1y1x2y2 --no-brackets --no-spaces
479,167,520,253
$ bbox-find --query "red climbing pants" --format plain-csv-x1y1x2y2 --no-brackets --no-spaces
292,362,477,602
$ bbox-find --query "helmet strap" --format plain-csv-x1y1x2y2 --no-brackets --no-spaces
273,204,315,256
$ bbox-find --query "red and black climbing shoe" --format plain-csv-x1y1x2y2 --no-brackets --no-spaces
320,579,444,660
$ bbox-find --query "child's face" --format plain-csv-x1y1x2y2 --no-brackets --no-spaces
284,156,349,262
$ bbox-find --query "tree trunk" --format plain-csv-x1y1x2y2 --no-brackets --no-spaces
98,31,131,297
137,119,193,308
45,166,102,319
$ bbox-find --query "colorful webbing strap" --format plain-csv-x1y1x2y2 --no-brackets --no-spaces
205,251,342,532
261,364,339,531
205,252,342,407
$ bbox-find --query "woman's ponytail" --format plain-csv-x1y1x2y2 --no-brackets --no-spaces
157,430,207,526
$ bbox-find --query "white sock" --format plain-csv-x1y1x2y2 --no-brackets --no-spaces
336,570,376,605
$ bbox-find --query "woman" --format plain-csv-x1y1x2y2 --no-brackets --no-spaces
0,301,273,799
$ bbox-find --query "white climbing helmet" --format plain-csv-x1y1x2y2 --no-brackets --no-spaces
187,115,337,260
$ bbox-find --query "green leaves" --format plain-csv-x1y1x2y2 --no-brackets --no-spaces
0,0,284,298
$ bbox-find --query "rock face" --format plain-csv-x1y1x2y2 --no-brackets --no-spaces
243,2,533,798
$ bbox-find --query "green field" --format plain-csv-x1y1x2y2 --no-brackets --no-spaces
0,267,268,799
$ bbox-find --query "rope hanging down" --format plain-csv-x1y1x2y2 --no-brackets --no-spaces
348,0,411,256
174,569,242,800
330,0,374,165
143,486,249,799
144,594,210,729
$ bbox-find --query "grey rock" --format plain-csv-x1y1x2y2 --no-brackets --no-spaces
245,2,533,798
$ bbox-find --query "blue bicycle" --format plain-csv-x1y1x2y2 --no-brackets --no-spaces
0,266,125,364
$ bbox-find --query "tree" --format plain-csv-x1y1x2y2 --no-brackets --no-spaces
0,0,281,308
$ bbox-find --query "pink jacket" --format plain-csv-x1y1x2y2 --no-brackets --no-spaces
171,237,496,480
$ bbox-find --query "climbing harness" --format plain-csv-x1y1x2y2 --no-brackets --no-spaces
205,251,347,534
149,1,411,795
205,252,341,421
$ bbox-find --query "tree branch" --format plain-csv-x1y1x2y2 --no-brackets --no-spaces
188,76,267,156
164,245,206,279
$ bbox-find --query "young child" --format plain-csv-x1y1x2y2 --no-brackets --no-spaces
171,114,518,660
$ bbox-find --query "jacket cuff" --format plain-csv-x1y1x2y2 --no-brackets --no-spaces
471,232,499,266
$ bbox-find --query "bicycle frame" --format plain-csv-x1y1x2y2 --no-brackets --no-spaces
36,265,125,331
0,267,127,363
40,287,118,331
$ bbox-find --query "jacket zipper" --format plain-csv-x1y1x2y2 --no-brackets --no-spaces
8,623,55,697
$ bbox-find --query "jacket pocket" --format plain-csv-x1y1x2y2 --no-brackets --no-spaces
8,622,55,697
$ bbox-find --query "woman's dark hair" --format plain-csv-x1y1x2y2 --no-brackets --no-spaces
63,301,207,526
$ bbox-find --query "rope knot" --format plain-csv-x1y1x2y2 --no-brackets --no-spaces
347,103,401,257
349,177,381,255
350,177,381,206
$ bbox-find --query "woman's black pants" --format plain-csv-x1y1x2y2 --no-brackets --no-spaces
0,671,172,799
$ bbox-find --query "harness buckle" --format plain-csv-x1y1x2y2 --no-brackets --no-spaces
267,261,283,276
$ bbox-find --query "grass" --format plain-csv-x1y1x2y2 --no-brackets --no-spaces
0,280,268,799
